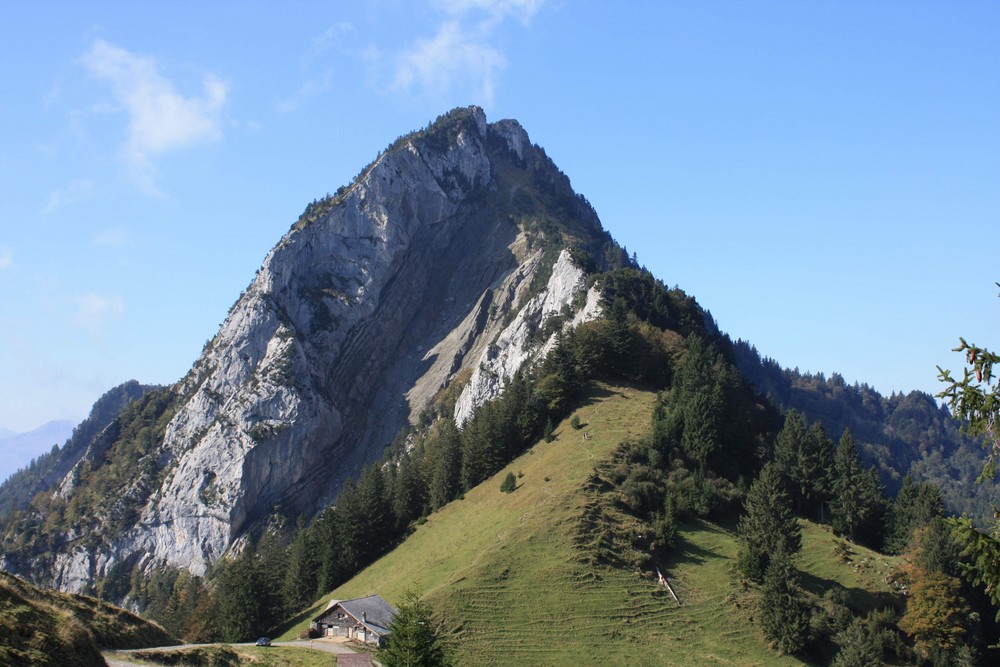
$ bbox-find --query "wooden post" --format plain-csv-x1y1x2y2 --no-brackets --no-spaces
656,567,680,606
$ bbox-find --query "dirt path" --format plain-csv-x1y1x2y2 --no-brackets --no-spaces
103,639,371,665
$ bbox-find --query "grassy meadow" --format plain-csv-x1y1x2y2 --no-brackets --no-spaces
277,382,903,665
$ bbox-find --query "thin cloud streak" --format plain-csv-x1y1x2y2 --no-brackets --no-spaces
72,292,124,334
80,39,228,193
393,20,505,104
42,178,94,214
391,0,544,105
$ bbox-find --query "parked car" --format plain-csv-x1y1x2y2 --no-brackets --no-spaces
256,637,271,647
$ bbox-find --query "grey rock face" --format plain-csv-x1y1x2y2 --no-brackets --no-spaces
453,250,602,426
36,107,611,582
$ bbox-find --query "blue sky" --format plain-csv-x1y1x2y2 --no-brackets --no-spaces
1,1,997,434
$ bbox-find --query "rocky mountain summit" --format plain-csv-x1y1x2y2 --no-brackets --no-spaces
3,107,624,591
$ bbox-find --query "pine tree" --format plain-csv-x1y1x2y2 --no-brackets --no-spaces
500,471,517,493
379,592,451,667
938,290,1000,624
760,552,812,655
428,418,462,510
886,476,944,554
542,418,555,443
830,430,887,548
806,421,836,521
772,412,834,519
392,453,426,532
214,548,264,642
254,524,287,632
313,507,345,596
832,613,890,667
772,409,808,489
282,516,315,615
736,463,801,581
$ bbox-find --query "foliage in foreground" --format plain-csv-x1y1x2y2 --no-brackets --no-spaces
0,570,175,667
118,645,337,667
379,592,452,667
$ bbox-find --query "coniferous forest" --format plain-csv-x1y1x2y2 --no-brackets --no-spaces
75,265,998,666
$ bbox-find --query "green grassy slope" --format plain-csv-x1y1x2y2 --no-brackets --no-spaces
0,570,176,666
280,383,903,665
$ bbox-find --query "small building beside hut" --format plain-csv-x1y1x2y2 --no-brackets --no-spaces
312,594,397,646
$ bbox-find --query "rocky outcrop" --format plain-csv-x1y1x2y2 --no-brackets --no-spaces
9,107,618,585
111,108,610,576
453,250,602,425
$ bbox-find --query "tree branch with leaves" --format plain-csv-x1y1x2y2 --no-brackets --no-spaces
939,283,1000,620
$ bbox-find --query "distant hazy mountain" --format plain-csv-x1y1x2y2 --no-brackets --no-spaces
0,420,76,483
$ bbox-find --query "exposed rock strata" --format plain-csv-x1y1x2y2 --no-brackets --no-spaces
17,108,614,586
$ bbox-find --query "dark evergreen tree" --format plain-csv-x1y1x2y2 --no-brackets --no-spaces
736,463,801,581
312,507,344,596
214,548,264,642
772,409,808,489
253,525,287,632
282,516,315,614
392,453,426,532
759,552,812,655
830,429,887,548
356,463,392,561
832,611,899,667
460,403,504,490
668,336,725,470
772,411,835,520
333,480,365,575
500,471,517,493
885,476,945,555
428,418,462,510
379,592,451,667
806,421,836,522
606,297,634,376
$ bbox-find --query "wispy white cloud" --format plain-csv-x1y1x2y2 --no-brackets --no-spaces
278,23,353,113
80,39,228,193
394,21,505,104
392,0,544,105
434,0,544,25
92,227,132,247
304,23,354,66
0,248,12,271
277,69,333,113
72,292,124,334
42,178,94,214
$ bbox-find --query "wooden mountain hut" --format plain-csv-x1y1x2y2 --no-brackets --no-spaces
311,594,397,646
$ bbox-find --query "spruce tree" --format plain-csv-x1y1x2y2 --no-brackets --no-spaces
392,453,426,532
380,592,451,667
214,548,264,642
772,412,834,519
830,429,887,548
807,421,836,521
886,476,944,554
760,552,812,655
500,471,517,493
282,516,314,615
312,507,343,596
254,526,288,632
772,409,808,490
736,462,801,581
429,418,462,510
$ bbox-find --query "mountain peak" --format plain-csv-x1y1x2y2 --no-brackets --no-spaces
2,108,620,585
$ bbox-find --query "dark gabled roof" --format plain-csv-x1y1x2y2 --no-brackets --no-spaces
314,594,397,636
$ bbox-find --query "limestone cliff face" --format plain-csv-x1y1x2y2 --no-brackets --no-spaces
14,107,616,586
